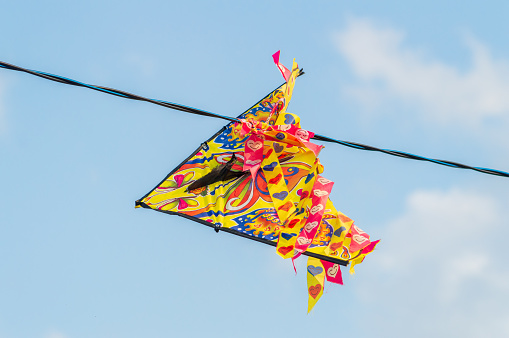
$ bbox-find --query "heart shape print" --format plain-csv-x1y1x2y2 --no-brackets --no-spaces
327,264,339,278
330,242,341,251
263,162,278,171
317,177,331,185
278,245,293,255
273,191,288,200
353,234,368,244
308,284,322,299
310,204,324,215
247,140,263,151
307,265,323,276
288,218,300,228
295,129,309,140
284,114,295,124
333,226,346,237
278,201,293,212
273,143,284,153
297,236,311,245
305,221,319,232
313,189,328,197
268,173,282,184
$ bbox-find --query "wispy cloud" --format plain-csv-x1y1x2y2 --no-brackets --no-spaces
357,188,509,337
335,18,509,128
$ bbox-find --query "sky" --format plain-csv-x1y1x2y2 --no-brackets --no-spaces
2,1,509,337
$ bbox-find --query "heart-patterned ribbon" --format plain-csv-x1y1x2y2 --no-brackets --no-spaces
349,224,371,253
320,260,343,285
306,257,325,313
295,175,334,253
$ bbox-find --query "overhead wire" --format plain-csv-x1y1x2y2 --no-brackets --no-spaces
312,134,509,178
0,61,238,123
1,60,508,178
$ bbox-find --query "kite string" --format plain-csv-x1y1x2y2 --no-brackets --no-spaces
1,60,508,178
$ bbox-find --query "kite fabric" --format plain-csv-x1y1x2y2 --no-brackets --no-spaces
136,52,379,312
4,53,509,311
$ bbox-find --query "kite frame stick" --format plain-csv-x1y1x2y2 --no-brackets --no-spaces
136,201,349,266
1,59,508,178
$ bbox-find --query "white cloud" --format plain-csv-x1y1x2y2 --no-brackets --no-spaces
335,18,509,128
357,188,509,337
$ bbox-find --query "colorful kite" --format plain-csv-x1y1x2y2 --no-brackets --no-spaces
2,51,507,312
135,52,379,312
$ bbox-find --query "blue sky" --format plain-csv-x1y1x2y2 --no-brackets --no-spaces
2,1,509,337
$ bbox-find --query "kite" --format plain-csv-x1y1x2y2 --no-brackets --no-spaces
2,51,508,312
135,52,378,312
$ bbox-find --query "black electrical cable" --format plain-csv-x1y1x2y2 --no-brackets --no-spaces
2,60,508,178
0,60,239,123
312,134,509,178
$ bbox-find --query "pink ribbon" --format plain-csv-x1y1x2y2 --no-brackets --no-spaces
349,224,371,253
320,260,343,285
272,50,291,82
295,175,334,253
